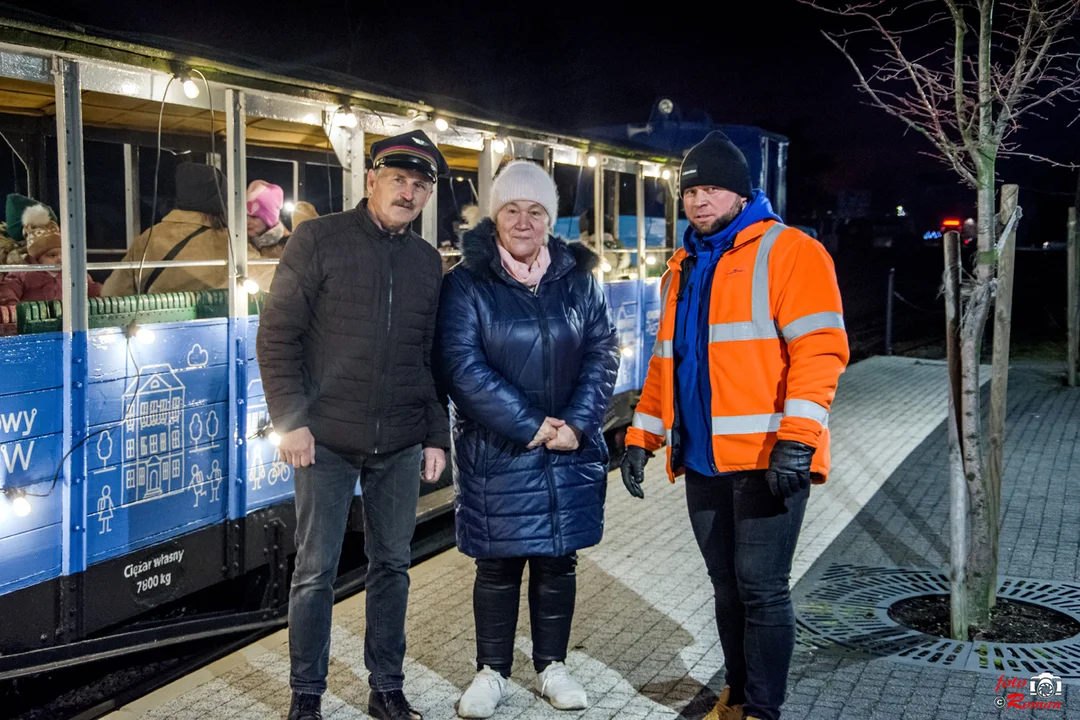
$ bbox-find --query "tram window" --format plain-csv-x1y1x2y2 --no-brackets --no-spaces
303,161,343,217
439,172,477,250
552,163,583,240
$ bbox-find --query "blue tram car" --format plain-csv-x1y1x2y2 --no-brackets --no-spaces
0,14,690,680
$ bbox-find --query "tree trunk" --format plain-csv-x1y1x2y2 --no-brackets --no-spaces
944,230,968,640
987,184,1018,610
961,163,998,635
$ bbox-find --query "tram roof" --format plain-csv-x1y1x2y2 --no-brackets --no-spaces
0,9,680,173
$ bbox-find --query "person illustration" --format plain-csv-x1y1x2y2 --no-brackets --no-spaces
97,485,115,534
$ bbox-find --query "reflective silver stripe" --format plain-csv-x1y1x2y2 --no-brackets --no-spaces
632,411,666,437
652,339,674,359
711,413,782,435
709,320,779,343
664,430,673,446
661,271,674,305
784,399,830,427
708,223,787,345
710,401,829,437
751,223,787,327
658,271,675,328
781,311,846,342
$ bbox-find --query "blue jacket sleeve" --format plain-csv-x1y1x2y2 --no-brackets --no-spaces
435,271,547,447
558,276,620,437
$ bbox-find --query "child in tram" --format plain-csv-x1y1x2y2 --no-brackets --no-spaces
0,202,103,304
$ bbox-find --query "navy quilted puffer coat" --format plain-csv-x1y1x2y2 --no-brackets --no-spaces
435,220,620,559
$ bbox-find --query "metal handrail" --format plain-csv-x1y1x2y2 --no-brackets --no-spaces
0,259,228,273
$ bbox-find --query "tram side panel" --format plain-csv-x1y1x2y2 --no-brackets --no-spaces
0,334,65,598
83,319,231,565
244,347,296,512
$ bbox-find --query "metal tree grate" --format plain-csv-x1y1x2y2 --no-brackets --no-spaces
796,564,1080,682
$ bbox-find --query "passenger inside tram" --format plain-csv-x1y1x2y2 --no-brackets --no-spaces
576,209,633,279
289,201,319,233
0,197,102,304
246,180,289,257
101,164,281,297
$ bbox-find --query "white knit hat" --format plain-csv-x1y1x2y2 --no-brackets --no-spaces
490,161,559,228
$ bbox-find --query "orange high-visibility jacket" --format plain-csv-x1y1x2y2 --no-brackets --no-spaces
626,220,849,482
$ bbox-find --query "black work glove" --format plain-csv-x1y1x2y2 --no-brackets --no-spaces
620,445,652,499
765,440,815,499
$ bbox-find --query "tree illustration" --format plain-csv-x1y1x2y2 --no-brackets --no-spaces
96,430,114,464
206,410,219,439
189,413,204,444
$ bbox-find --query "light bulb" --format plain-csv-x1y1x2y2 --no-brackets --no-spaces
268,431,281,447
627,272,638,280
456,176,464,182
12,495,30,518
284,201,296,213
434,117,449,132
182,79,200,99
492,139,506,154
587,156,598,168
601,261,612,273
241,277,260,295
136,326,155,344
646,255,657,266
621,347,634,358
661,169,672,180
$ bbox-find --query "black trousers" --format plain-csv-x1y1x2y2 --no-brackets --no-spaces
685,471,808,720
473,554,577,676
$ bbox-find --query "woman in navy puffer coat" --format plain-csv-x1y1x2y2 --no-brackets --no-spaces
435,162,618,717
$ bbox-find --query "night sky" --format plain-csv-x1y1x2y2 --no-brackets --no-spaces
6,0,1080,227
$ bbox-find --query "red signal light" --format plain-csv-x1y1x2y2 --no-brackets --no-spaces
942,218,962,228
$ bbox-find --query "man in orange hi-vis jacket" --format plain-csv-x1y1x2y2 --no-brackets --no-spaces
620,132,848,720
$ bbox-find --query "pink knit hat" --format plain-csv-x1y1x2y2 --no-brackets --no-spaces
246,180,284,229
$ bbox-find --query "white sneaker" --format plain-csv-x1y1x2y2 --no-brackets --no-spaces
535,662,588,710
457,666,508,718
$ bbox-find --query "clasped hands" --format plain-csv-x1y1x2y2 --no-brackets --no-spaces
527,416,580,452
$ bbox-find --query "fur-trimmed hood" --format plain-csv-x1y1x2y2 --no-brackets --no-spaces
461,218,599,282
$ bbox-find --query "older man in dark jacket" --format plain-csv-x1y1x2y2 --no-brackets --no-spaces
257,130,450,720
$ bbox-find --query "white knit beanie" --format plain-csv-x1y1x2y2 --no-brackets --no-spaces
490,161,559,229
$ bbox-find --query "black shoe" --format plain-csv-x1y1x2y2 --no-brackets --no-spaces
288,692,322,720
368,689,423,720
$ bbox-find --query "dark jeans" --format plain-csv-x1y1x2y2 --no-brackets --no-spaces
685,470,808,720
289,443,422,695
473,554,577,676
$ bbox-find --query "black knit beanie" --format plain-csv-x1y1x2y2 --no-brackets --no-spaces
679,131,752,198
175,163,227,216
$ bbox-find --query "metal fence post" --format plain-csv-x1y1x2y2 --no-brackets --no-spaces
1068,207,1078,387
420,133,439,247
594,160,604,284
123,144,140,248
224,89,249,540
55,57,90,595
885,267,895,356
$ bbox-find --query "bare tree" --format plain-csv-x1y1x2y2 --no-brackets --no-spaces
799,0,1080,638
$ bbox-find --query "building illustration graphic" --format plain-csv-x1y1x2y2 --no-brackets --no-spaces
122,364,186,503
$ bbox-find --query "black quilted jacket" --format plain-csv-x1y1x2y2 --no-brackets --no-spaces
256,200,449,455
